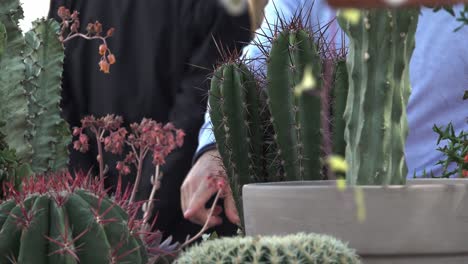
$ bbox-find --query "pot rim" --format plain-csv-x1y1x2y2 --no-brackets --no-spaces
243,178,468,190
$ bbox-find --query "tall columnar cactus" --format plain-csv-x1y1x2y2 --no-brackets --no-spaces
0,0,70,175
0,173,151,264
209,63,263,222
176,233,361,264
338,9,419,185
0,1,31,161
331,59,349,158
267,29,322,181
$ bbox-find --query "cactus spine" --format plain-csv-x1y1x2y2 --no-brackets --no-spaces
176,233,361,264
0,0,70,175
338,9,419,185
267,29,322,181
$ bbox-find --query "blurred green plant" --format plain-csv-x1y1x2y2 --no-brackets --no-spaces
432,4,468,31
432,123,467,178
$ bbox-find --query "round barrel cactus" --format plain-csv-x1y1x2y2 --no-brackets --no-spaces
176,233,361,264
0,172,174,263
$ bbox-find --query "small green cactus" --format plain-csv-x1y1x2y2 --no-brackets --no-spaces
176,232,361,264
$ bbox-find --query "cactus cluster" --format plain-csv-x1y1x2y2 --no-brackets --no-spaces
0,0,70,178
209,21,349,218
0,173,155,263
338,9,419,185
176,232,361,264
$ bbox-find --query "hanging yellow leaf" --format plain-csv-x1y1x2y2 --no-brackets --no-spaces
294,65,316,97
327,155,348,173
340,9,361,25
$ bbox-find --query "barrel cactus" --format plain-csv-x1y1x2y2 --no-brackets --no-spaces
0,172,180,263
176,232,361,264
338,8,419,185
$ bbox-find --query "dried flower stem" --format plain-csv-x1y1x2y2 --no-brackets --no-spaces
130,150,145,203
180,189,223,248
90,127,106,185
142,165,161,226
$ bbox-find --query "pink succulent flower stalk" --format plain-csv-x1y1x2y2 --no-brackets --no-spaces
57,6,116,73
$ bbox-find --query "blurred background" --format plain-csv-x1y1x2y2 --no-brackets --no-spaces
19,0,49,32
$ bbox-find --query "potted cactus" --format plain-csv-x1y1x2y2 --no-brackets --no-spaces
208,4,468,264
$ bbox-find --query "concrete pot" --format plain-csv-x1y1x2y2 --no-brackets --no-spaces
326,0,466,8
243,179,468,264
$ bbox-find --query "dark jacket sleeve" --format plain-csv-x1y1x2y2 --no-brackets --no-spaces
162,0,252,178
148,0,252,239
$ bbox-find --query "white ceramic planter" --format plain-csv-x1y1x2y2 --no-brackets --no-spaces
243,179,468,264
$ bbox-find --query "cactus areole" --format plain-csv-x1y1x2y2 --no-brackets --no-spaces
0,173,151,264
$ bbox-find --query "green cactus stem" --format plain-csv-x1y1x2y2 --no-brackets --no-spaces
332,59,349,158
338,9,419,185
24,19,70,173
0,0,32,160
209,63,254,224
266,29,322,181
0,0,70,175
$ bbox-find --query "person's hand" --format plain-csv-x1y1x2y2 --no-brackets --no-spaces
181,149,240,228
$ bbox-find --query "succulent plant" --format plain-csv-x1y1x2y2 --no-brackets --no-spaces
0,172,180,264
209,17,349,220
266,28,323,182
338,8,419,185
176,232,361,264
0,0,70,175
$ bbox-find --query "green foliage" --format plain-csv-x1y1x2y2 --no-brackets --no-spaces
433,123,467,178
0,0,70,176
0,123,33,198
432,4,468,31
176,233,361,264
338,9,419,185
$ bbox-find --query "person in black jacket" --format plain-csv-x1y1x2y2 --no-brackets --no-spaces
48,0,265,242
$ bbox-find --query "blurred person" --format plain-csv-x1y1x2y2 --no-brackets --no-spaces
182,0,468,230
48,0,268,242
